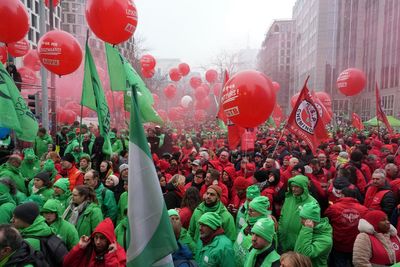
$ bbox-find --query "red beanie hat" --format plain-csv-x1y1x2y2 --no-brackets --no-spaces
363,210,387,233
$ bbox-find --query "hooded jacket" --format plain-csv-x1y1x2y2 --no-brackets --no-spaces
3,240,48,267
278,175,318,252
0,192,15,224
0,162,26,194
294,217,333,267
42,199,79,250
64,202,104,237
19,158,41,181
33,134,53,159
64,218,126,267
95,183,117,222
19,215,54,251
116,191,127,225
195,231,235,267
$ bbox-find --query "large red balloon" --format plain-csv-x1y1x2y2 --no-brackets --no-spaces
337,68,366,96
194,86,207,101
272,81,280,92
0,46,7,64
140,54,156,71
45,0,60,7
163,84,177,99
0,0,30,44
205,69,218,83
8,39,30,57
221,70,275,128
212,83,222,96
290,92,300,108
178,63,190,76
141,68,154,79
38,30,82,76
57,108,77,124
190,76,202,89
23,49,41,71
169,68,181,82
315,91,332,108
86,0,138,45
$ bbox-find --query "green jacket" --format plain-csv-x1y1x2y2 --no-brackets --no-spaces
31,187,54,204
179,228,196,256
234,223,253,267
189,201,236,242
244,245,280,267
236,201,248,234
95,183,117,222
278,175,317,252
0,163,26,194
0,193,15,224
19,159,41,181
19,216,53,251
42,199,79,250
115,216,128,250
65,202,104,237
195,234,235,267
117,191,127,225
33,134,53,159
294,217,333,267
53,192,71,212
111,139,123,155
12,191,27,205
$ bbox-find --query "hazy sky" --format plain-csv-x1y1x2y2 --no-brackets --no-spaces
135,0,296,68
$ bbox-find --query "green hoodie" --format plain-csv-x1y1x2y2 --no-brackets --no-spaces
41,199,79,250
64,202,104,237
115,216,128,251
195,234,235,267
0,163,26,194
19,215,53,251
0,193,16,224
95,183,117,222
19,159,41,181
189,201,236,242
52,178,71,211
33,134,53,159
294,217,333,267
278,175,318,252
31,187,54,204
117,191,128,225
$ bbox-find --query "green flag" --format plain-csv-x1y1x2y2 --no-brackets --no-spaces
105,43,127,91
0,63,38,142
81,41,112,156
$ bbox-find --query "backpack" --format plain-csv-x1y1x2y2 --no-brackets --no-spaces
39,234,68,267
5,241,49,267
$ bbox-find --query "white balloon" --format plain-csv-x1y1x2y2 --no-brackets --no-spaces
181,95,193,108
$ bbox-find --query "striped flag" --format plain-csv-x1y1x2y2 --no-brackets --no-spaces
126,86,177,266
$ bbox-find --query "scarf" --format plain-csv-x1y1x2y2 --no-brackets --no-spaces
200,227,225,246
203,201,221,213
246,243,274,267
62,200,89,226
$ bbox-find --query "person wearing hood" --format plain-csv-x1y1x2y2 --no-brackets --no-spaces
294,202,332,267
353,210,400,266
189,185,236,242
234,196,274,267
41,199,79,250
27,160,60,195
19,148,41,182
164,174,186,210
222,166,237,203
244,217,280,267
261,168,285,216
0,182,16,224
109,132,123,156
229,176,250,214
53,178,71,211
64,218,126,267
195,212,235,266
64,140,84,163
12,202,53,251
99,160,113,184
236,185,260,233
0,155,26,195
31,172,54,204
79,153,92,174
0,178,26,205
33,127,53,159
278,175,318,252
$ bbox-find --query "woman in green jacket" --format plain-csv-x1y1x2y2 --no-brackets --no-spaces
41,199,79,250
31,172,54,204
62,185,103,237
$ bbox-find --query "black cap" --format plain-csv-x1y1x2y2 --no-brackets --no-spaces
61,153,75,163
34,172,50,186
14,202,40,225
292,164,305,175
254,170,268,183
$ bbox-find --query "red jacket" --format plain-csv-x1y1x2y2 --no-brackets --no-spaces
66,165,84,191
325,197,368,253
64,218,126,267
179,206,193,229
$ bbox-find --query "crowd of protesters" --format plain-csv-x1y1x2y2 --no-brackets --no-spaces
0,118,399,266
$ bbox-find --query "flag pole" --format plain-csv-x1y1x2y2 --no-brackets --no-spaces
79,30,90,151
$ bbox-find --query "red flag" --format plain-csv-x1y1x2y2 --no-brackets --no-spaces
311,91,332,124
375,83,393,134
352,113,364,130
227,118,245,150
286,77,328,154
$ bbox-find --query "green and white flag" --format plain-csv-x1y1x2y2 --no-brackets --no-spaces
81,41,112,156
127,86,177,266
0,63,38,142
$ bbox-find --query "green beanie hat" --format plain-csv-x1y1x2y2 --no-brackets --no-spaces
251,217,275,243
246,185,260,199
299,202,321,222
249,196,271,216
24,148,36,160
198,212,221,230
168,209,179,218
43,159,55,172
41,199,62,216
80,153,91,161
53,178,70,193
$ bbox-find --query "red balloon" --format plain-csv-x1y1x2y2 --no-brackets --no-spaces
190,76,202,89
8,39,30,57
163,84,177,99
212,83,222,96
205,69,218,83
194,110,206,121
337,68,366,96
272,81,280,92
315,92,332,108
38,30,82,76
201,83,210,95
86,0,138,45
290,92,300,108
0,0,29,44
19,66,37,89
140,54,156,71
23,49,41,71
178,63,190,76
44,0,60,7
142,68,154,79
195,97,211,110
221,70,275,128
0,46,7,64
57,109,77,124
194,86,207,101
169,68,181,82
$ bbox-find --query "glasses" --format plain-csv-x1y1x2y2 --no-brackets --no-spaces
195,175,204,179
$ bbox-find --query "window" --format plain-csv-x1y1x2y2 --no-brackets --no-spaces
381,95,394,116
67,14,75,24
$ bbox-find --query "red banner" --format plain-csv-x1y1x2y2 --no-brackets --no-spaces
375,83,393,134
352,112,364,130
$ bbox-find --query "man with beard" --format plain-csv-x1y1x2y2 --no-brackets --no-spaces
188,185,235,242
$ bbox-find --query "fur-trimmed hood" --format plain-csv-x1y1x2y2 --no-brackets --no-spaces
358,218,397,236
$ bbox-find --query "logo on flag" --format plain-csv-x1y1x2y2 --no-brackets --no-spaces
295,100,319,134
